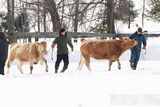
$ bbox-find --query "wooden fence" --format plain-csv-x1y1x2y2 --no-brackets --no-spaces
5,32,160,43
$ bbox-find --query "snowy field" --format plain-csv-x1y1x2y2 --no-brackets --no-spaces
0,37,160,107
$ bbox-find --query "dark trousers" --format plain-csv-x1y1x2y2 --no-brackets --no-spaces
55,54,69,73
0,60,5,75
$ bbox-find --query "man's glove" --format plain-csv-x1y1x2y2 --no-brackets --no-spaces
71,48,74,52
143,45,146,50
51,44,55,49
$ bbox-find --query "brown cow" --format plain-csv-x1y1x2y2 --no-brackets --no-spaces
78,38,137,71
7,41,48,74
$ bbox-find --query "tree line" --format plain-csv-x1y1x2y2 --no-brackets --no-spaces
0,0,159,42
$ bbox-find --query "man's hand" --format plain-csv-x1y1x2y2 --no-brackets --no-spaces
51,44,55,49
143,45,146,50
71,48,74,52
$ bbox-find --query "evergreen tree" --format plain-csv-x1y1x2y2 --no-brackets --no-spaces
0,12,8,32
92,0,137,33
0,12,30,32
15,12,30,32
147,0,160,21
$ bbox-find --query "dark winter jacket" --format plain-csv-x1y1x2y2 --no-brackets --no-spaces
0,32,9,62
129,32,146,51
52,33,73,55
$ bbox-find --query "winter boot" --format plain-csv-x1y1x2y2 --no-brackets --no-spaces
55,69,58,73
60,70,65,73
130,62,134,70
60,68,66,73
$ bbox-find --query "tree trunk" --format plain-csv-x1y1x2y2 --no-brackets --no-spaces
35,0,40,41
43,10,47,33
106,0,115,34
7,0,16,43
7,0,11,32
43,0,47,39
128,0,131,28
11,0,15,33
142,0,145,27
45,0,61,32
61,0,65,27
74,0,79,32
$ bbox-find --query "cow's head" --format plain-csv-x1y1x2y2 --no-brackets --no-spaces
39,41,47,55
31,42,47,64
122,38,137,48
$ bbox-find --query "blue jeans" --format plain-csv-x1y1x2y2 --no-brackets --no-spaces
129,49,141,70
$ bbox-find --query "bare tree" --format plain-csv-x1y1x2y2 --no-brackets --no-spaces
142,0,145,27
35,0,40,41
4,0,137,35
44,0,61,32
74,0,79,32
7,0,16,43
61,0,65,27
128,0,131,28
106,0,115,34
19,0,61,32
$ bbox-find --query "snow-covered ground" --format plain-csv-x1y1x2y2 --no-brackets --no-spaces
1,37,160,107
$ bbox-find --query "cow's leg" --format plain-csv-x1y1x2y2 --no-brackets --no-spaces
78,59,85,71
17,62,24,74
7,55,15,74
83,55,91,71
29,62,33,74
117,59,121,70
109,60,113,71
42,57,48,72
77,53,85,71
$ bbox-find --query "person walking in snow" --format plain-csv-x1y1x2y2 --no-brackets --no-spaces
129,27,147,70
51,28,74,73
0,32,9,75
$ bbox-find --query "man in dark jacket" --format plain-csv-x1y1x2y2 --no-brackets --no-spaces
51,28,74,73
129,27,146,70
0,32,9,75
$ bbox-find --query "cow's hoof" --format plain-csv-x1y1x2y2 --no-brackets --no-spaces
33,62,38,64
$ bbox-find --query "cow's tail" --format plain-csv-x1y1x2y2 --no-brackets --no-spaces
6,53,15,74
7,61,10,72
77,51,85,71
